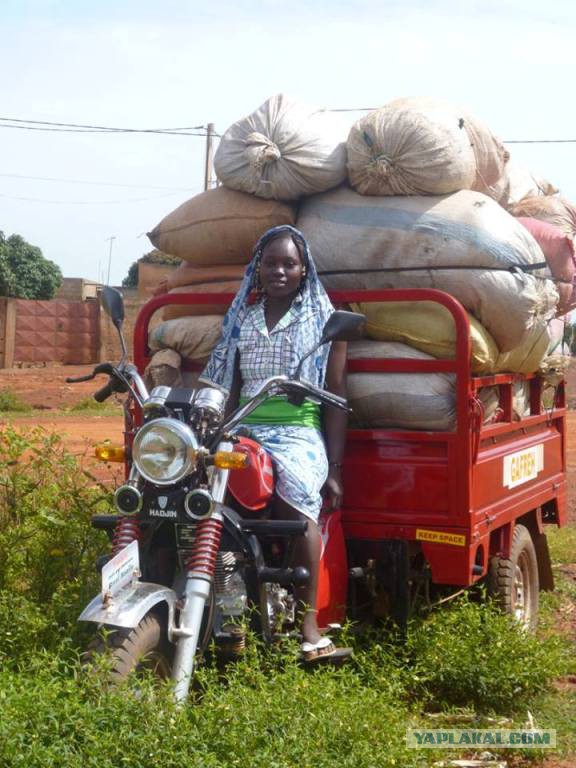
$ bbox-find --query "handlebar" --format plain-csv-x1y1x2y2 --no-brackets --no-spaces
65,362,148,405
65,363,116,384
212,375,351,447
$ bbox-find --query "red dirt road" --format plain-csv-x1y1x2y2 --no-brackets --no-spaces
0,365,125,485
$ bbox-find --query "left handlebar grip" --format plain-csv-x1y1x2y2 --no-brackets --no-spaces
94,381,114,403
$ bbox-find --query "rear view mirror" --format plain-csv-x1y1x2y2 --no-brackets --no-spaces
101,286,125,329
320,310,366,344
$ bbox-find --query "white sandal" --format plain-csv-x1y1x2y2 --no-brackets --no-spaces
300,636,336,662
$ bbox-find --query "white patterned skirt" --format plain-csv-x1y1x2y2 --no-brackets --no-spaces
240,424,328,523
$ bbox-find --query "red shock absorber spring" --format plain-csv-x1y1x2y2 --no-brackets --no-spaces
111,516,141,557
185,518,223,578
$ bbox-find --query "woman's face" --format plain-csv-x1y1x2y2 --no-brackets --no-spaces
259,236,305,299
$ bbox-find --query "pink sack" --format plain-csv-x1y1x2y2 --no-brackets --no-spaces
517,217,576,315
516,217,576,282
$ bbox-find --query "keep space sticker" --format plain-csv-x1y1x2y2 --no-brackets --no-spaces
416,529,466,547
503,444,544,489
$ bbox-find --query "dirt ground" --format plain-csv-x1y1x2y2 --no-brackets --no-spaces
0,365,125,485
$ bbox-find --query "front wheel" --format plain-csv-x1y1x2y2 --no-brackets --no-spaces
86,613,173,683
488,523,539,630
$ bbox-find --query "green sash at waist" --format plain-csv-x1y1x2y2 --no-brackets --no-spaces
239,396,321,429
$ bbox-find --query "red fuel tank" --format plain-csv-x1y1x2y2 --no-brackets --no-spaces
227,436,274,511
316,510,348,628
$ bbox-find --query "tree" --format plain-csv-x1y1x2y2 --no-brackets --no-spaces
0,232,62,300
122,261,139,289
122,249,180,288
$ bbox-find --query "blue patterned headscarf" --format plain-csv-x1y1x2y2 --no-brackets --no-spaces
199,225,334,396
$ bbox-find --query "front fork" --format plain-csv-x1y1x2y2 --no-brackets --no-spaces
171,443,231,702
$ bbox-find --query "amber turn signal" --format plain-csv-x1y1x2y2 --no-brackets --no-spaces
212,451,249,470
94,443,126,463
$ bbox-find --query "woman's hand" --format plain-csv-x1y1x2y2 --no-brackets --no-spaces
323,465,344,511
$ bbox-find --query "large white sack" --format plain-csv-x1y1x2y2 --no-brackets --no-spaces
488,160,558,209
347,98,506,197
214,94,348,201
298,187,558,351
347,340,499,430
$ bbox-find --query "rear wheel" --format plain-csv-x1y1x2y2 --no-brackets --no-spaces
86,613,172,683
488,524,539,630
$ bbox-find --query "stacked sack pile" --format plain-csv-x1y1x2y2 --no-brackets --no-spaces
147,93,575,429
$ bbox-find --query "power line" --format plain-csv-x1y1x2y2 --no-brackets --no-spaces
0,116,206,131
0,116,209,135
504,139,576,144
0,190,188,205
0,172,194,191
326,107,377,112
0,123,210,136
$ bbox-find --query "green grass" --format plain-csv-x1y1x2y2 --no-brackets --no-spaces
0,425,573,767
0,389,30,412
547,524,576,566
66,397,122,415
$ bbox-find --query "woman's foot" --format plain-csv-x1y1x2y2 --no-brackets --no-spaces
301,608,322,646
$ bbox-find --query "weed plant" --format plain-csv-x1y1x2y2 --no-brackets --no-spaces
0,389,30,412
0,426,572,767
67,397,121,414
0,425,110,657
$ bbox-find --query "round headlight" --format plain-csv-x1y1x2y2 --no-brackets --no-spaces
132,418,198,486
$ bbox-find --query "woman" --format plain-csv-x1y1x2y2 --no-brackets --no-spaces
200,225,348,661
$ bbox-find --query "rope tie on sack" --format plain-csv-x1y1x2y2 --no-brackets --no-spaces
362,130,395,181
368,153,395,180
244,132,281,170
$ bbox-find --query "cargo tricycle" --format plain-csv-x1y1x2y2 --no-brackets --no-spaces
73,286,566,701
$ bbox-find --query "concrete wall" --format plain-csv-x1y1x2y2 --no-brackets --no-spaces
56,278,100,301
0,297,100,367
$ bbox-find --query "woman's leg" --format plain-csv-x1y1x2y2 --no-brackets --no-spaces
274,496,322,645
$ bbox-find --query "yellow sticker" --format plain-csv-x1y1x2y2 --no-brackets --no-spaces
416,529,466,547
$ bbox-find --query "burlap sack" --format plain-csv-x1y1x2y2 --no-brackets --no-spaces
149,315,223,362
214,94,348,201
347,98,505,197
488,160,558,209
510,195,576,240
346,340,500,430
148,187,296,265
162,281,241,321
298,186,558,350
352,300,553,375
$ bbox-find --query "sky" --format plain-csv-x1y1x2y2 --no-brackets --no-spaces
1,0,575,285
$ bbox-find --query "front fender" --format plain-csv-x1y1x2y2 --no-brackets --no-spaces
79,582,177,631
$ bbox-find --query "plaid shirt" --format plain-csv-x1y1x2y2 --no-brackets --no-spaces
238,299,304,398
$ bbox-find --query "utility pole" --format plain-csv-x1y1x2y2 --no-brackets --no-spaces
105,236,116,286
204,123,215,191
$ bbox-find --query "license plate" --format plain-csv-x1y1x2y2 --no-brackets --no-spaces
101,539,140,600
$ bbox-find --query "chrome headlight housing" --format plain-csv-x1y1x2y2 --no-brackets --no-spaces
132,418,198,486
